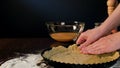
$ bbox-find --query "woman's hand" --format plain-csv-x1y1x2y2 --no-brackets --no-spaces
76,4,120,54
81,32,120,54
76,27,109,50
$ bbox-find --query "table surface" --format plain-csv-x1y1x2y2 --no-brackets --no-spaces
0,38,120,68
0,38,74,64
0,38,53,63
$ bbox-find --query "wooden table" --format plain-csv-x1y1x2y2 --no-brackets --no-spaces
0,38,74,64
0,38,54,64
1,38,120,68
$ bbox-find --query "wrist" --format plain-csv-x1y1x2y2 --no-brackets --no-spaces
97,25,111,36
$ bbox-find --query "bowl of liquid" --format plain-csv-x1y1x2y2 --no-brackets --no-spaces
46,21,85,42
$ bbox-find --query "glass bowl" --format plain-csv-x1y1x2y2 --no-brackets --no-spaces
46,21,85,42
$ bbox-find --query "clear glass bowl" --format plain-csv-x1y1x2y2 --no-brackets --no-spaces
46,21,85,42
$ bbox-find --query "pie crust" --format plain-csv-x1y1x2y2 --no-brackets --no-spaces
43,44,119,65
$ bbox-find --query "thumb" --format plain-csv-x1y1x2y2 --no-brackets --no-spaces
76,36,86,44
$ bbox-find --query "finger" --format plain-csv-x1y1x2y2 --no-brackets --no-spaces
86,41,101,50
78,38,94,50
76,35,86,44
81,47,89,54
88,49,107,54
87,45,106,54
88,50,102,54
81,43,102,54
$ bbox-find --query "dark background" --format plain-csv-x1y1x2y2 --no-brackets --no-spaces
1,0,114,38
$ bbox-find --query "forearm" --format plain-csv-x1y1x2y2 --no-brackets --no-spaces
99,3,120,34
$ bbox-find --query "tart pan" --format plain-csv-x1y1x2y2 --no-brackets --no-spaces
41,48,119,68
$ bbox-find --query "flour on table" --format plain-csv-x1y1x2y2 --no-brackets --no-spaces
1,54,53,68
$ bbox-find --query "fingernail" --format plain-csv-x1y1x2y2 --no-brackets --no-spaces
88,50,94,54
81,48,88,53
81,47,85,51
82,50,88,54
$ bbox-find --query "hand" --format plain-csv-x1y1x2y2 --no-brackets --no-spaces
81,32,120,54
76,27,109,50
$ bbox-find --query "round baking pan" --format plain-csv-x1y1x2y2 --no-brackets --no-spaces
41,48,119,68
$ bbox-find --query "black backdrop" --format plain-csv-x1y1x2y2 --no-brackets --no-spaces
1,0,110,37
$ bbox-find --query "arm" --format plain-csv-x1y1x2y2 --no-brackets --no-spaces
99,3,120,34
107,0,118,33
77,4,120,50
82,32,120,54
